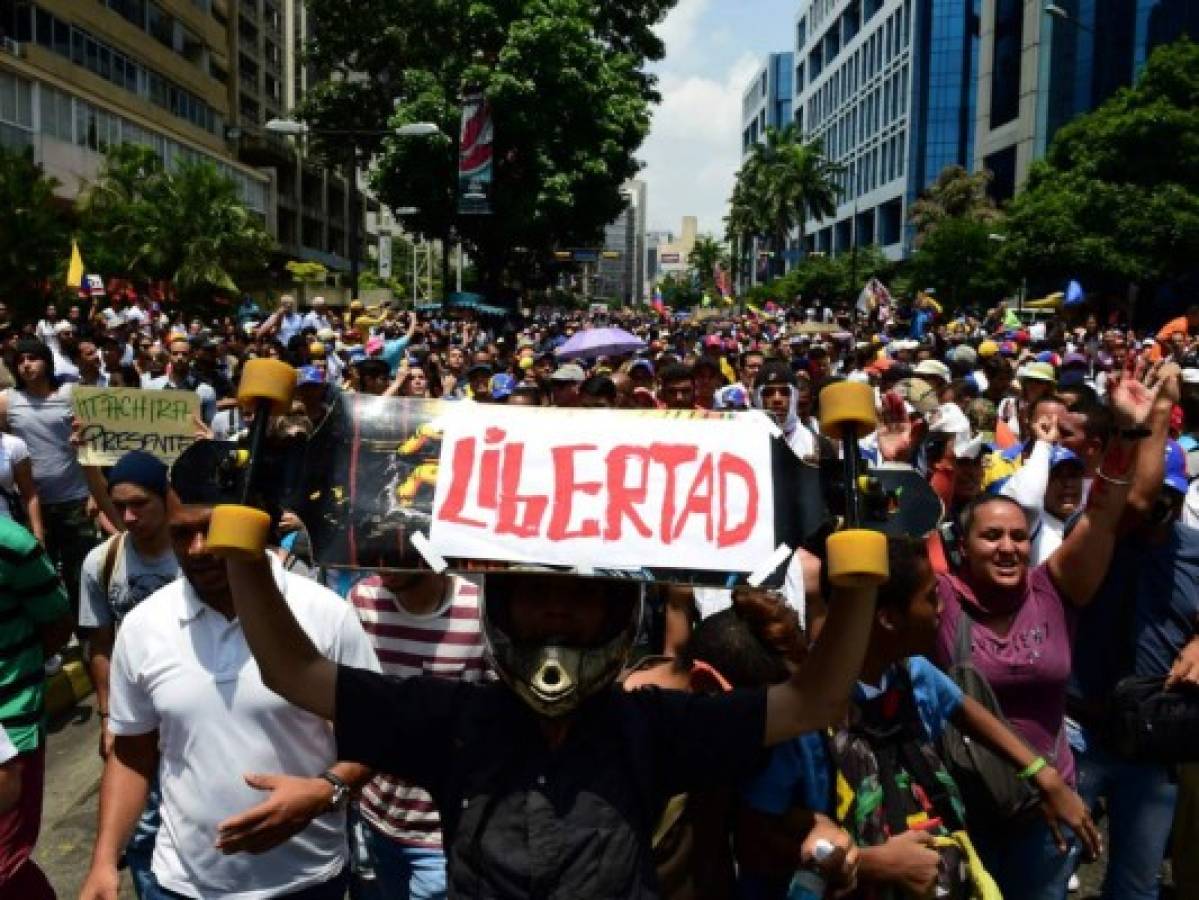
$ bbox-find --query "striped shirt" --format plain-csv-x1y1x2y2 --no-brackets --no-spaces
0,517,68,752
349,574,488,847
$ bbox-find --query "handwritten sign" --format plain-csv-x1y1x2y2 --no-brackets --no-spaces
428,404,778,574
73,387,199,465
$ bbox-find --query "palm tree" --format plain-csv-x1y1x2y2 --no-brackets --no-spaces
727,125,843,280
908,165,1001,246
687,235,727,297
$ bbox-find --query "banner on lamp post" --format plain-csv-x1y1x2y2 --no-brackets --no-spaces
378,233,393,279
458,91,493,215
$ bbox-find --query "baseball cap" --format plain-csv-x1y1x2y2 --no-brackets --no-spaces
629,359,654,376
702,334,723,349
467,362,494,377
490,373,517,400
1165,440,1189,494
1062,352,1089,369
1049,446,1082,470
913,359,952,382
550,363,586,383
365,337,384,355
1058,370,1087,389
1020,361,1056,383
297,365,327,387
978,340,1000,358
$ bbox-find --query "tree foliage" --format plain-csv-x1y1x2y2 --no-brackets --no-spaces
746,245,895,305
656,273,702,309
687,235,727,296
78,145,273,305
908,165,1000,245
297,0,677,294
907,217,1010,310
725,125,843,279
1002,38,1199,292
0,146,71,315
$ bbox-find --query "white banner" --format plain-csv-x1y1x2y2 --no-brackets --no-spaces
428,405,778,573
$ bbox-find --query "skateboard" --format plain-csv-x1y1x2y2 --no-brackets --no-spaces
199,362,940,589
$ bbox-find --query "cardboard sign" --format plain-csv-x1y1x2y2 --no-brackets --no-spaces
73,386,199,465
427,404,779,574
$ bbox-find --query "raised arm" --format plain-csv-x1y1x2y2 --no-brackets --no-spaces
1048,361,1164,606
1124,363,1179,525
225,554,337,719
1001,420,1056,530
764,583,877,745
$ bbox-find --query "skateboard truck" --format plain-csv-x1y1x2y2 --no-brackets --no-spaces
818,382,890,588
206,359,298,558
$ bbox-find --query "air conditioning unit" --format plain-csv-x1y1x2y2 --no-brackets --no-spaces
0,38,22,58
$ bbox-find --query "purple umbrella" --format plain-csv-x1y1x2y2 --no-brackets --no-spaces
555,327,646,360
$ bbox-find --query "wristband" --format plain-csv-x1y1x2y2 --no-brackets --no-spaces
1018,756,1048,780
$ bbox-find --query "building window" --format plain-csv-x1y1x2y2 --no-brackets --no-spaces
990,0,1023,127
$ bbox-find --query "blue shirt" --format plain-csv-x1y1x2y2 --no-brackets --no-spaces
1071,523,1199,701
740,657,963,818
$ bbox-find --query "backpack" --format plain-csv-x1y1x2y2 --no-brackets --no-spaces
828,662,973,900
938,609,1041,828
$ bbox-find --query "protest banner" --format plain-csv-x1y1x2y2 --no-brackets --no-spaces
73,386,199,465
286,396,826,587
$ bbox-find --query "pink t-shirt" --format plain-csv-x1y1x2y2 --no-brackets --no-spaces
934,565,1078,785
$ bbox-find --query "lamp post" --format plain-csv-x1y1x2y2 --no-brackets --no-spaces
264,118,445,299
1044,3,1095,33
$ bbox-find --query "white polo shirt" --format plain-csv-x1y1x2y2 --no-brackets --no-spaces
108,559,380,900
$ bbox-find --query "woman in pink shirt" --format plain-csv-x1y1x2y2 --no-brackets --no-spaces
933,363,1161,900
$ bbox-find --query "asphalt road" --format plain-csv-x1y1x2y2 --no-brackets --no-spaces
37,694,135,900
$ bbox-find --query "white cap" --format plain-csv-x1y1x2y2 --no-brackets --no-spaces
913,359,952,382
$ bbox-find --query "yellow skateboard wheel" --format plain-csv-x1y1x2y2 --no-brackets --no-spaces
820,381,878,440
826,529,889,587
238,358,297,415
207,504,271,557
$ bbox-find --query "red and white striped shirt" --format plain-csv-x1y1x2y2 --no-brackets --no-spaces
348,574,488,847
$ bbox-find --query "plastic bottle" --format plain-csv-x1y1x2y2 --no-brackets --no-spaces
786,838,835,899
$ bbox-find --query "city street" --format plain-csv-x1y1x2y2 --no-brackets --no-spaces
37,697,134,900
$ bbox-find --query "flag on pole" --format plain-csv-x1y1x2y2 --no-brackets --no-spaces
66,241,84,289
651,287,667,316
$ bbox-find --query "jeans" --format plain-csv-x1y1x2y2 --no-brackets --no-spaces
142,867,349,900
121,771,162,898
42,498,99,623
355,819,446,900
1072,725,1176,900
971,817,1075,900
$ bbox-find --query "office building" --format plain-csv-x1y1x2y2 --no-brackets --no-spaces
975,0,1199,200
794,0,980,259
0,0,270,219
646,228,673,290
596,179,647,306
0,0,374,291
653,216,697,281
741,51,795,157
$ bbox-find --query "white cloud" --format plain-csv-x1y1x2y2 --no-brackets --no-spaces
639,51,761,237
652,0,712,66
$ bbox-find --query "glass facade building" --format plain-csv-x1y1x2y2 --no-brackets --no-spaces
741,51,795,156
794,0,979,259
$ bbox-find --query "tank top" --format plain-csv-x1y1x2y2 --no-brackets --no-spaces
5,386,88,504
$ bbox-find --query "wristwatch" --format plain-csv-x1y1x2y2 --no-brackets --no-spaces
319,771,350,811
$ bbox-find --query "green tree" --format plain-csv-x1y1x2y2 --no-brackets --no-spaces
747,245,895,305
687,235,727,296
907,218,1010,310
78,145,273,306
1003,38,1199,296
297,0,677,295
0,146,71,316
726,125,843,280
908,165,1000,245
657,273,701,309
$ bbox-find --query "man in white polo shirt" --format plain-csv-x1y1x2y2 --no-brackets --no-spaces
78,462,379,900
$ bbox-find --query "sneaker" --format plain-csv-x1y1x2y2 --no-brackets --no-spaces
44,653,63,677
1068,873,1081,893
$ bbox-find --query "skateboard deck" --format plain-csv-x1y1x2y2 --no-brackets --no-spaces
176,394,941,588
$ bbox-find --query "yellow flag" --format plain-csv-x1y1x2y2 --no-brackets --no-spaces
66,241,84,289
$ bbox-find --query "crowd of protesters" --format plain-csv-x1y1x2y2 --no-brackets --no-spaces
0,287,1194,899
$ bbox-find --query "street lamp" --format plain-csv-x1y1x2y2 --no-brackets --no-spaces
263,118,443,297
1043,3,1094,33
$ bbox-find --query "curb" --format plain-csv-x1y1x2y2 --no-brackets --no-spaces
45,659,93,718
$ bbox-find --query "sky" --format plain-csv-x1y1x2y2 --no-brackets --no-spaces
638,0,799,238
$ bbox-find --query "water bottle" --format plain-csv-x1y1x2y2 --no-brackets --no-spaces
786,838,835,899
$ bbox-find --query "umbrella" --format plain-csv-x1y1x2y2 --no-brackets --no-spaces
555,327,646,360
790,322,841,336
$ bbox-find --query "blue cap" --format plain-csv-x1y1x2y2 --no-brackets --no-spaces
1049,446,1082,470
1165,440,1189,494
109,450,169,497
1058,370,1087,389
490,373,516,400
297,365,326,386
